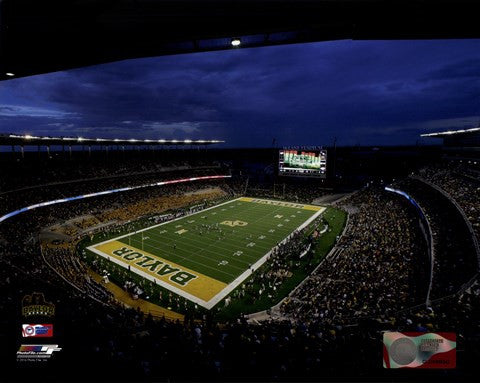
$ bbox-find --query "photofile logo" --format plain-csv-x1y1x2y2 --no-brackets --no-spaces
17,344,62,361
383,332,456,369
22,324,53,338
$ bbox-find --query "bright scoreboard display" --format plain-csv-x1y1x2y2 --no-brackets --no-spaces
279,149,327,177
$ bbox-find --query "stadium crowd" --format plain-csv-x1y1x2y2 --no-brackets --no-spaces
229,227,317,304
281,186,430,324
393,177,478,299
0,150,221,192
0,166,229,216
417,163,480,242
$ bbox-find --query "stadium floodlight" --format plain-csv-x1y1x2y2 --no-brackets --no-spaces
231,38,241,47
1,133,224,146
5,72,15,77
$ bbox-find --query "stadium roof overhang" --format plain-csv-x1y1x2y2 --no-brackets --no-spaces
421,127,480,148
0,134,224,146
1,0,480,81
420,127,480,138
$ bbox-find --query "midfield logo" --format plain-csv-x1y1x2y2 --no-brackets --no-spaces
220,220,248,227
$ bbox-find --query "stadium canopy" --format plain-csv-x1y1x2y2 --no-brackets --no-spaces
0,133,224,147
421,127,480,147
1,0,480,80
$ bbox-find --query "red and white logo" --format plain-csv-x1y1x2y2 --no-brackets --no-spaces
22,324,53,338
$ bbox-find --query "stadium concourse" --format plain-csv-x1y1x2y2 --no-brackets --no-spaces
0,151,479,381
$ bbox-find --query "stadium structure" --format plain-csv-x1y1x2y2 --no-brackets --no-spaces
0,1,479,382
1,129,479,380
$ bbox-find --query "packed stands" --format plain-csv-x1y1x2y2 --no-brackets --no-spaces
393,177,478,299
281,186,430,324
417,164,480,251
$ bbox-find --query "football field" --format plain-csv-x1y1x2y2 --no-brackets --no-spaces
87,197,325,309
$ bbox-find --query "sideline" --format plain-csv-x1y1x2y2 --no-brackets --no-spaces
246,207,349,323
88,269,184,321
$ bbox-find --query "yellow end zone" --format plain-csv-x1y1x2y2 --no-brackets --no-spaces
239,197,325,212
93,241,227,302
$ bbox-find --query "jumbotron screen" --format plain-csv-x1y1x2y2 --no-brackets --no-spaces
278,149,327,177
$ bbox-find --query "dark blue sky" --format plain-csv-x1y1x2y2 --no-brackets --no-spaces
1,39,480,147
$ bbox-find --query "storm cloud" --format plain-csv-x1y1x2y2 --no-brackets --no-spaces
1,39,480,146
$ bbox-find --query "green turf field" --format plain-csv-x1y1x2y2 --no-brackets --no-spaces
87,197,325,309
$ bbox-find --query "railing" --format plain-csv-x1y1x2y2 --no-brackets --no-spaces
39,242,109,307
411,175,480,269
384,186,435,307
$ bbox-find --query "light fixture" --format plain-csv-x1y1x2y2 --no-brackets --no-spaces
5,72,15,77
231,38,241,47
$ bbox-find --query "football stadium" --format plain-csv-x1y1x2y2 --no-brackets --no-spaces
1,1,480,383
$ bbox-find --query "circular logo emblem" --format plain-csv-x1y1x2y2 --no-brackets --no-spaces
390,337,417,365
25,325,35,336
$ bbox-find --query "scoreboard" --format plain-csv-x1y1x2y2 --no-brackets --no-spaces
278,149,327,177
